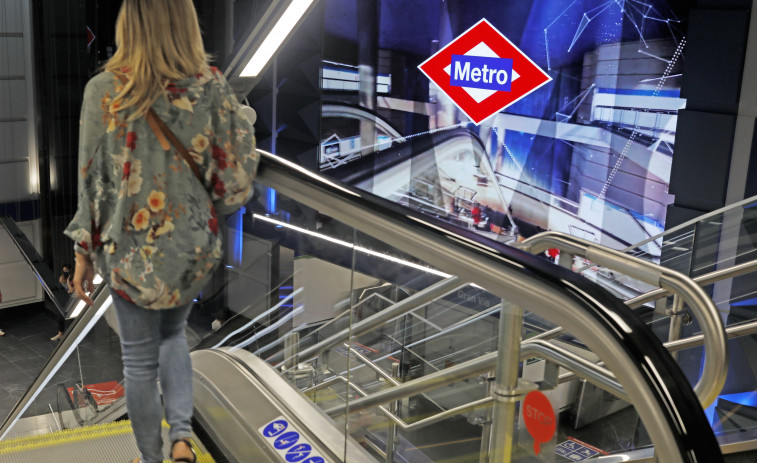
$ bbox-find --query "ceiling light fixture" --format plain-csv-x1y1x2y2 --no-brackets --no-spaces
240,0,314,77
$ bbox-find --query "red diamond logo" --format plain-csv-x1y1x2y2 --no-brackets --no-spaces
419,19,552,125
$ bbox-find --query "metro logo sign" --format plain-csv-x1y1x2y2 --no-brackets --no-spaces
419,19,552,125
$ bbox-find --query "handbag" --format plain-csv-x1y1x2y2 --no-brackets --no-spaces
114,73,203,185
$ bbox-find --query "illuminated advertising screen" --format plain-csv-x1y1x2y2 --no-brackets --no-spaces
320,0,690,260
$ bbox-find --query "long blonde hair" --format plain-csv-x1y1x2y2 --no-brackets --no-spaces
105,0,210,119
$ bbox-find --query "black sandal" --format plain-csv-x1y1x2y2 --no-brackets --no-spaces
171,438,197,463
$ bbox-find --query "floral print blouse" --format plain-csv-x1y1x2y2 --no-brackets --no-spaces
64,67,258,309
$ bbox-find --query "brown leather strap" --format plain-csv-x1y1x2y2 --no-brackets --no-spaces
145,110,171,151
113,73,204,185
146,107,204,184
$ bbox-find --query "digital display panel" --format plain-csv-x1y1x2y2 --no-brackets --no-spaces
320,0,690,259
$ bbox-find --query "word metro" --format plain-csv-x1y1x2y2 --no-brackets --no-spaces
450,54,513,92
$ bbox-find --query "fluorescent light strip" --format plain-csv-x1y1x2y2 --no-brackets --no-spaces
253,214,451,279
68,275,104,319
240,0,314,77
253,332,289,357
68,299,87,319
354,245,451,278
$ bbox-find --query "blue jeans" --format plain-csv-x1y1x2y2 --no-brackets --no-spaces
111,290,194,463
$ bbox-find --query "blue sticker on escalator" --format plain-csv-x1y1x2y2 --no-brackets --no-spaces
259,416,329,463
274,432,300,450
286,443,312,462
263,420,289,437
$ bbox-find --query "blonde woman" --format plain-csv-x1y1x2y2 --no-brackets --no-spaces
65,1,258,462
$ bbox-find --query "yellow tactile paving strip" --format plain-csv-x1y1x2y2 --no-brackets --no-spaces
0,420,214,463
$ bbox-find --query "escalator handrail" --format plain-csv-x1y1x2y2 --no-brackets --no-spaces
513,230,727,408
255,149,722,462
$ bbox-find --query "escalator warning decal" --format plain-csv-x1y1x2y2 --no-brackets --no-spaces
554,437,608,461
259,416,329,463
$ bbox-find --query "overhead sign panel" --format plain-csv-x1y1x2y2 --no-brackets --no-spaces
419,18,552,125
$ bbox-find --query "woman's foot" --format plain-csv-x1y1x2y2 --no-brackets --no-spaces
171,438,196,463
130,458,140,463
51,332,63,341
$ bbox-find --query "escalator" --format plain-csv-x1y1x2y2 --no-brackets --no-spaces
0,151,731,462
0,282,374,462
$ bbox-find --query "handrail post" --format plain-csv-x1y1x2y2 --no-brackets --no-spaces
479,372,494,463
284,331,300,370
490,300,523,463
667,295,686,361
385,362,400,463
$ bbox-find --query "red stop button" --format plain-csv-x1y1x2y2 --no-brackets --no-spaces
522,390,556,455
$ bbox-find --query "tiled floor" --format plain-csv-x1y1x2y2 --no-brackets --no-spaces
0,302,62,422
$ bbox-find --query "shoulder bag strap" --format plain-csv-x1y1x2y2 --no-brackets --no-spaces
114,73,204,185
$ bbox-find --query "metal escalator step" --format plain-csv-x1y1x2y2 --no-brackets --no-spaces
0,420,214,463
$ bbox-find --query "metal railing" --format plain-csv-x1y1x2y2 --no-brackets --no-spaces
513,231,728,408
320,337,625,416
270,276,466,367
626,258,757,308
525,254,757,402
255,150,722,462
305,334,627,437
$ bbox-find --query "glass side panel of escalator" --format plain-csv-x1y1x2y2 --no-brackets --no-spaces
199,184,676,462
